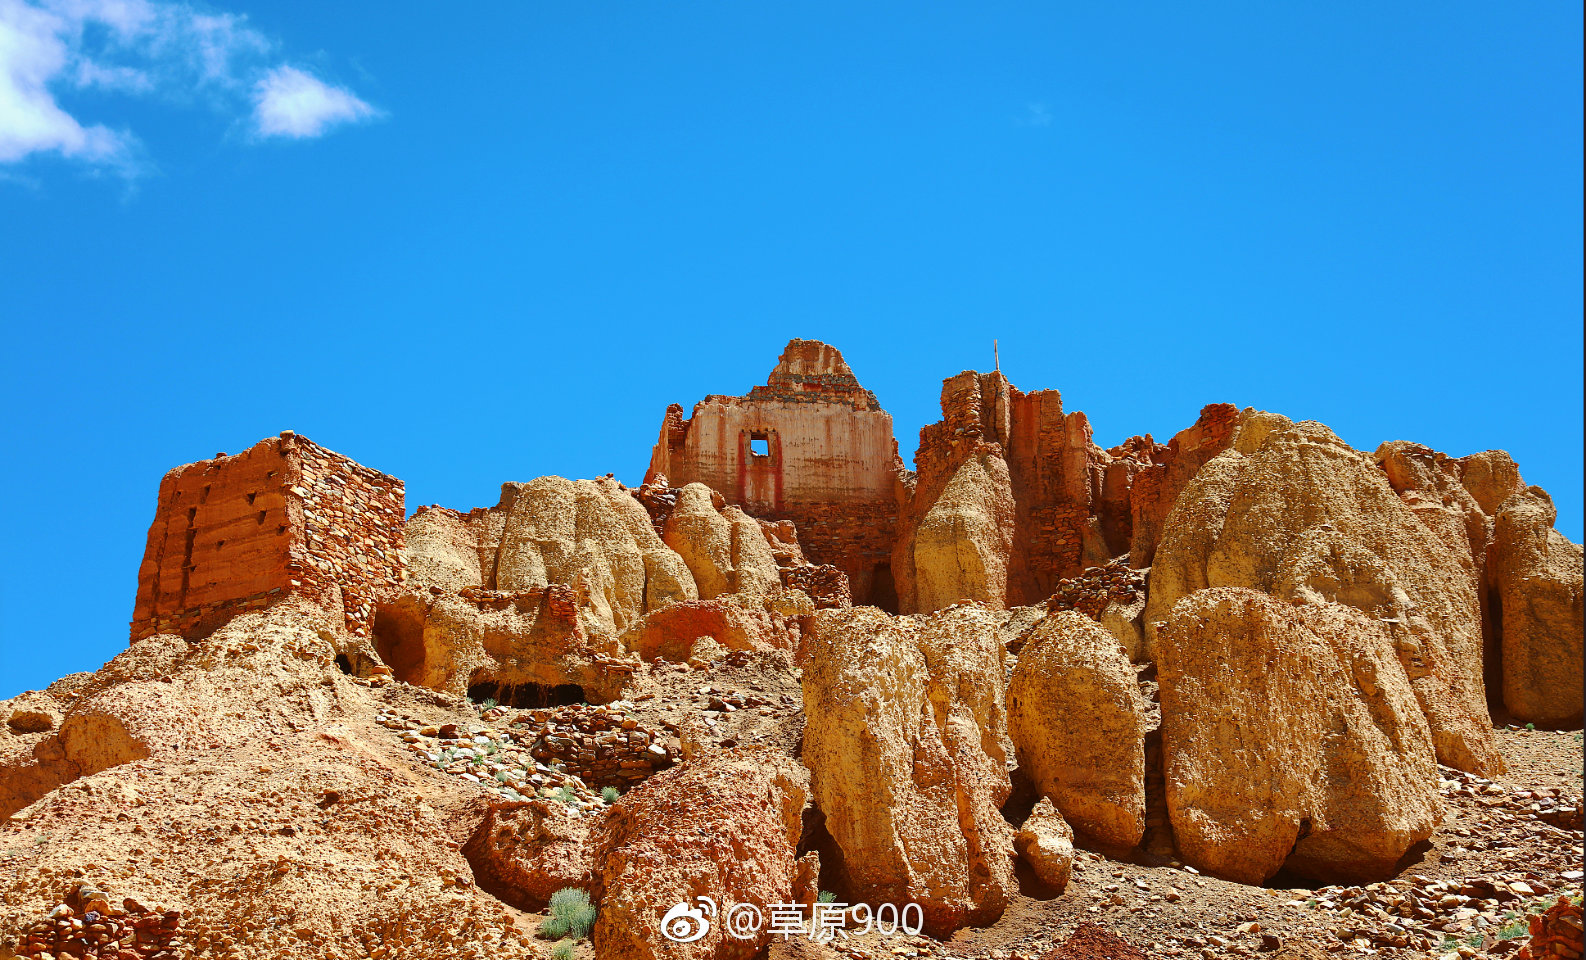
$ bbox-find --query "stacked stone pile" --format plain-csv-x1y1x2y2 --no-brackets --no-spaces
511,703,678,789
376,712,607,811
12,885,182,959
783,563,852,609
1516,897,1584,960
630,476,679,535
1045,560,1145,620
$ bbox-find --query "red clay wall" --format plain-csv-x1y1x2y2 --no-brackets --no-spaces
130,432,405,641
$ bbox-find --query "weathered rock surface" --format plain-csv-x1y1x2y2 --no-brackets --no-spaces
1157,588,1442,885
1014,798,1075,891
619,598,796,663
662,483,784,602
1145,412,1503,774
492,476,697,636
1,604,544,960
906,452,1017,614
462,799,598,912
1491,488,1585,727
800,605,1014,936
592,747,808,960
1007,611,1146,849
893,372,1127,614
1126,403,1243,568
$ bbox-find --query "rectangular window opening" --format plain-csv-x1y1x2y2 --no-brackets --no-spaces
749,434,770,457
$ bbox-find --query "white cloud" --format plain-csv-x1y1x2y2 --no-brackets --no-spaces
251,64,374,139
0,0,135,164
0,0,377,174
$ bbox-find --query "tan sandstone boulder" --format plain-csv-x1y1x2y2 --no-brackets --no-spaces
592,747,808,960
801,605,1015,936
1145,412,1503,775
1014,798,1075,891
1491,489,1585,727
1157,588,1441,885
1007,611,1146,849
905,453,1017,613
662,484,785,603
494,477,697,636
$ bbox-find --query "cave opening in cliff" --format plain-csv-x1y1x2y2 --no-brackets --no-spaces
869,561,899,614
334,654,353,675
1484,588,1505,715
467,680,585,709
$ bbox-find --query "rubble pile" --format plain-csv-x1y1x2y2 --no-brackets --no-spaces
376,712,606,811
782,562,852,609
13,885,181,960
1045,560,1146,620
512,703,679,789
1516,896,1584,960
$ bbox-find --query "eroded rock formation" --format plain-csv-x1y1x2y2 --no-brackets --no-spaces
592,747,809,960
1144,413,1505,774
1157,588,1442,885
1007,611,1146,849
799,605,1015,936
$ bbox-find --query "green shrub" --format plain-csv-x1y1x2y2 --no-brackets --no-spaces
541,887,597,940
481,697,498,709
549,938,576,960
1525,722,1536,731
601,786,620,803
817,891,836,903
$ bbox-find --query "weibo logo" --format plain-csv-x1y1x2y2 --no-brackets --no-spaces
660,897,716,943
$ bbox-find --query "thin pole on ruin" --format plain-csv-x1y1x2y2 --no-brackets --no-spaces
994,339,999,373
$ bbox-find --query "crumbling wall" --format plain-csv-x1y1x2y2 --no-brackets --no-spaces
130,432,405,642
645,339,904,606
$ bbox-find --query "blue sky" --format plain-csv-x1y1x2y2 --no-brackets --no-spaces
2,2,1581,698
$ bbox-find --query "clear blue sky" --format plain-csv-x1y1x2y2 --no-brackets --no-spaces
2,2,1580,698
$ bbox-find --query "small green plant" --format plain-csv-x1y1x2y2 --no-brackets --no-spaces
1525,722,1536,731
817,890,836,903
480,697,499,709
1495,917,1530,941
540,887,597,940
601,786,620,804
549,938,576,960
553,786,577,805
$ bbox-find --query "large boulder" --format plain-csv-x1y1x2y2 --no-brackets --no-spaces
800,605,1014,936
462,799,598,912
591,748,808,960
1145,413,1503,775
494,477,696,636
1156,588,1441,885
1491,489,1585,727
1007,611,1146,848
662,484,784,603
903,453,1017,614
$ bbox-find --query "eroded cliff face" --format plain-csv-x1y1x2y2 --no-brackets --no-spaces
2,338,1581,959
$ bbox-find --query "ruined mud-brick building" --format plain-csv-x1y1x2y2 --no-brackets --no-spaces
130,432,405,642
645,340,905,607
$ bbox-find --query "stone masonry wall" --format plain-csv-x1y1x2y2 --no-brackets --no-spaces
130,432,404,641
645,340,903,606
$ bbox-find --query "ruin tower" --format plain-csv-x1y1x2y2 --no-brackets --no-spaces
646,339,904,608
130,432,405,642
